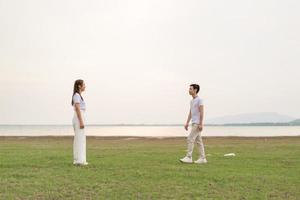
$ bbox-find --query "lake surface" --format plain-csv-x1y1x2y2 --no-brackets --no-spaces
0,125,300,137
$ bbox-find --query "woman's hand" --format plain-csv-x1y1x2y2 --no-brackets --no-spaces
80,121,85,129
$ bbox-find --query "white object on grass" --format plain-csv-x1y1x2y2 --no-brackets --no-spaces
224,153,236,157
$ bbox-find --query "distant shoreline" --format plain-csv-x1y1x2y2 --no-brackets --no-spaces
1,135,300,139
1,125,299,137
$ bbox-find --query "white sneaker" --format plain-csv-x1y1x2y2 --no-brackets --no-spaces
179,156,193,164
73,162,88,166
194,158,207,164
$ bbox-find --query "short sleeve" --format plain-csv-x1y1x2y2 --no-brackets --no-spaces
198,98,204,106
73,93,81,104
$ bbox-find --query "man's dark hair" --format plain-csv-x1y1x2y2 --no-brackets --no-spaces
190,84,200,94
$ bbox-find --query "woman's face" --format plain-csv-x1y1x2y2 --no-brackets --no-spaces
80,82,86,92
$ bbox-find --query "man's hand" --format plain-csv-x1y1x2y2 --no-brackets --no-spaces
184,123,189,131
198,124,203,131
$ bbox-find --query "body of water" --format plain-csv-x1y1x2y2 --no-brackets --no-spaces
0,125,300,137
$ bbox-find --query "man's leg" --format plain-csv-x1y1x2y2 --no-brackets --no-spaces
195,133,206,159
186,124,199,158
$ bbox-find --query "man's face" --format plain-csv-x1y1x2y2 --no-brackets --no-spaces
189,86,196,95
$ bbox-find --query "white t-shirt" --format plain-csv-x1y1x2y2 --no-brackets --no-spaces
73,93,86,111
190,96,204,124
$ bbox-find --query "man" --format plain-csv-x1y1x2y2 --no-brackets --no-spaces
180,84,207,164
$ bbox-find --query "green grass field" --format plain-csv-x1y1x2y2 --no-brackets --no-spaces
0,136,299,199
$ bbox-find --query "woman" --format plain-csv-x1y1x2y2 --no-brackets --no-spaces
72,79,88,166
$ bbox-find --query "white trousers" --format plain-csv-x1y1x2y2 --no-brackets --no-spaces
186,124,206,159
72,111,86,164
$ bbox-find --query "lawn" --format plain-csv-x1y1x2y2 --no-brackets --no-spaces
0,136,299,199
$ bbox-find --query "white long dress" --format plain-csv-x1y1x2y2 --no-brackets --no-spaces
72,93,87,165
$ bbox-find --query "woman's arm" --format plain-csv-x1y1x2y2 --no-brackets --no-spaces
75,103,84,129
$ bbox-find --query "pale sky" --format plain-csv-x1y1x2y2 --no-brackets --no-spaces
0,0,299,124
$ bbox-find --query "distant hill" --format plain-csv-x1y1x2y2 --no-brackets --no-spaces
289,119,300,125
206,112,296,125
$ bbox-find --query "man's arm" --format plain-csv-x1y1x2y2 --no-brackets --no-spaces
199,105,204,131
184,110,191,131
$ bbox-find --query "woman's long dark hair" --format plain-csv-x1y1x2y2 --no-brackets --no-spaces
71,79,84,106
